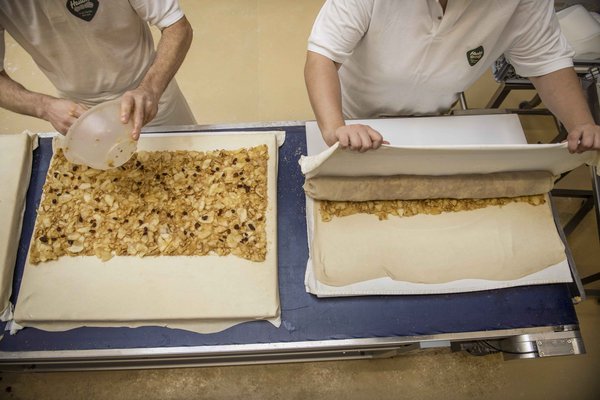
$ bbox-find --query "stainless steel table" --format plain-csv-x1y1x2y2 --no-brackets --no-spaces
0,122,585,371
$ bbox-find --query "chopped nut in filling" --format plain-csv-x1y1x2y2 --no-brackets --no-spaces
29,147,269,264
319,195,546,222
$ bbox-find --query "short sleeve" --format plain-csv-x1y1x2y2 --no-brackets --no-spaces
0,29,5,73
307,0,374,64
128,0,184,30
504,0,574,77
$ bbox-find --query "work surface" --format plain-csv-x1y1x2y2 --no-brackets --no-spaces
0,125,578,354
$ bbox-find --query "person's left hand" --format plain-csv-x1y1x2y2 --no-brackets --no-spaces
566,123,600,153
120,86,159,140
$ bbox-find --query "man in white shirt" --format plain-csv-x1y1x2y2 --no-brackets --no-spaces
0,0,196,139
305,0,600,153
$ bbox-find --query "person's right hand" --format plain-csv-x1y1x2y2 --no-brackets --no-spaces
324,124,388,152
120,86,160,141
42,97,88,134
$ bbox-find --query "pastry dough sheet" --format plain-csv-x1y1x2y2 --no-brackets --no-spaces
0,133,34,318
14,132,283,334
312,196,567,286
304,171,555,201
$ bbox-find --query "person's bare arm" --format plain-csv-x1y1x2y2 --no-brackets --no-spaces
304,50,385,151
121,16,193,139
0,70,86,134
529,67,600,153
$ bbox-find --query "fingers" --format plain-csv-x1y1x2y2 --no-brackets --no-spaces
348,130,365,151
337,131,350,149
144,98,158,125
356,129,372,152
52,115,78,135
367,126,384,150
567,124,600,153
61,104,81,133
579,131,595,152
44,98,82,134
132,100,145,140
120,93,141,139
133,98,159,140
68,103,87,119
121,93,144,140
334,124,385,152
121,90,159,140
566,135,578,153
52,116,77,135
120,95,134,125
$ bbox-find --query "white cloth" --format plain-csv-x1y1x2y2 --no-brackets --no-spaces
308,0,574,118
0,0,195,125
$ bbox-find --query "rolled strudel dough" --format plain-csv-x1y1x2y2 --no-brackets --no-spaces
304,171,555,201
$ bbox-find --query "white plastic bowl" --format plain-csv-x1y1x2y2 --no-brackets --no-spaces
61,98,137,170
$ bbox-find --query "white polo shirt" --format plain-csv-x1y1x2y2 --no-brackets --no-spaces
0,0,193,125
308,0,575,118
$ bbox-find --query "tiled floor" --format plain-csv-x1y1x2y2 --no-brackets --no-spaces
0,1,599,399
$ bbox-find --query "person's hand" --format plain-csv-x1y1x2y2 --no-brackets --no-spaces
41,98,87,135
566,123,600,153
120,86,159,140
324,124,388,152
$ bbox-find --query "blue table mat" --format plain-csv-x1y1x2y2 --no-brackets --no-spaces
0,126,577,352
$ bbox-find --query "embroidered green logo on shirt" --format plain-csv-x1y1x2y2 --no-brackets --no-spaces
466,46,484,66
